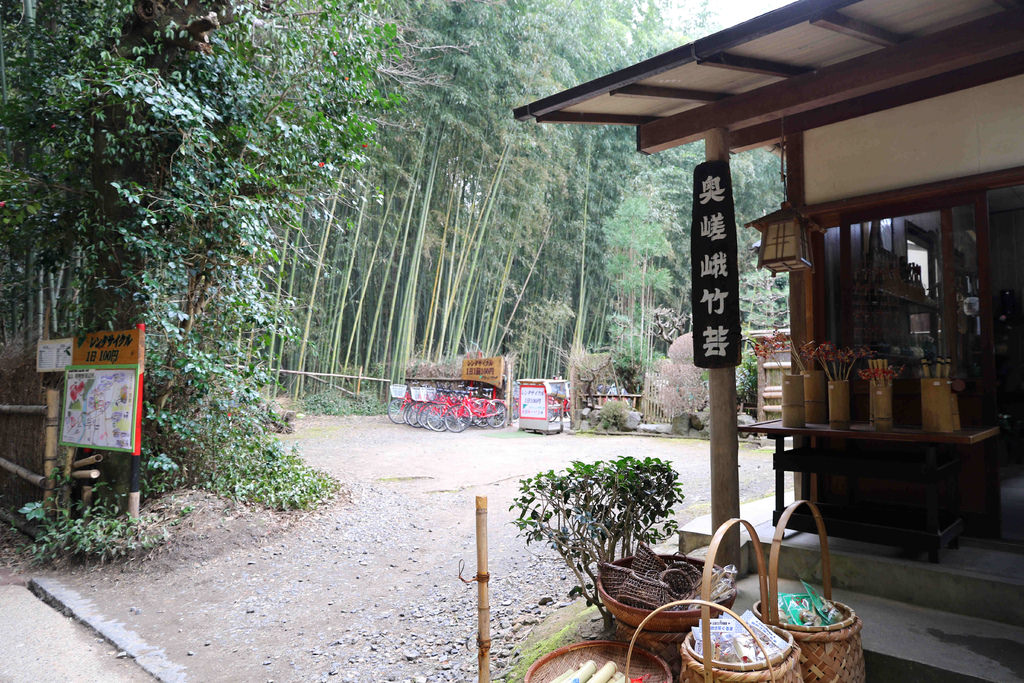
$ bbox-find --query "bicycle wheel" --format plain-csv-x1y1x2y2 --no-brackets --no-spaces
425,404,447,432
444,405,470,433
487,401,507,428
404,402,419,426
387,397,406,424
411,402,430,428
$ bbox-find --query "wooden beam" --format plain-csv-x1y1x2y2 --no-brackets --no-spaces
638,10,1024,153
705,128,741,569
811,10,906,47
610,84,727,102
728,52,1024,151
697,52,811,78
804,165,1024,228
536,111,657,125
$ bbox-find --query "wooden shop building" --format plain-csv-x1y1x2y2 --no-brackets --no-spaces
514,0,1024,558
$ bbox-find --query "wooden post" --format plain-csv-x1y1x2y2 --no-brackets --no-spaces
356,366,363,396
476,496,491,682
705,128,740,568
43,389,59,511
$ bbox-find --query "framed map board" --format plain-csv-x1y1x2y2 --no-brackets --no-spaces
59,364,140,453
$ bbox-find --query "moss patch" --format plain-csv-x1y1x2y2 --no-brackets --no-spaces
500,603,601,682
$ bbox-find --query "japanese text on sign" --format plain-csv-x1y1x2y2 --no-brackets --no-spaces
690,160,741,368
72,329,142,366
460,356,504,386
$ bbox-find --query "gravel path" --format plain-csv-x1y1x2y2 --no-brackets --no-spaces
26,416,776,682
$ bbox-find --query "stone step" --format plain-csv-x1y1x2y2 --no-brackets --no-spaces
730,575,1024,683
678,495,1024,626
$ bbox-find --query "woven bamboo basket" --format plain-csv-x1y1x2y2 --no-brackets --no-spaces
752,500,866,683
675,518,803,683
525,639,671,683
598,554,737,632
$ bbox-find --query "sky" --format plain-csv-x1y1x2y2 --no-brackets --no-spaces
714,0,792,28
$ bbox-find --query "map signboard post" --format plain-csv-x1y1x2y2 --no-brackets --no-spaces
60,325,146,517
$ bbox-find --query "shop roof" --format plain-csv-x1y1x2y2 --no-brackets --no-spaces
513,0,1024,154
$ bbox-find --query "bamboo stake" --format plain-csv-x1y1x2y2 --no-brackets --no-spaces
43,389,58,511
0,404,46,415
72,453,104,469
71,469,100,480
476,496,491,683
82,485,93,509
0,455,47,489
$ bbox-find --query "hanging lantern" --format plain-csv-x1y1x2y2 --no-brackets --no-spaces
746,201,816,275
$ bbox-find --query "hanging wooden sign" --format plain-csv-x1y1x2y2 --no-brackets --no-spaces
72,328,143,366
461,356,505,387
690,160,741,368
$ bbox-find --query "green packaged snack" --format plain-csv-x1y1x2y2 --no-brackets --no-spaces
801,580,841,625
777,593,817,626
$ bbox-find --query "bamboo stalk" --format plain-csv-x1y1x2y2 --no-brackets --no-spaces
327,191,367,377
294,171,346,398
476,496,491,683
72,453,104,469
43,389,58,510
0,404,46,415
71,469,101,480
0,455,47,488
82,485,93,509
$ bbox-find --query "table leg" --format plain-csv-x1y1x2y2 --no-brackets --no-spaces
775,436,785,517
926,444,939,563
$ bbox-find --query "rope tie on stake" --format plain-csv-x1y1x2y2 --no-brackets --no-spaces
457,559,489,585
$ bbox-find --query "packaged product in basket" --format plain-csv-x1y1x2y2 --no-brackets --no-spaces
777,593,820,627
801,580,842,625
707,564,738,601
691,611,787,664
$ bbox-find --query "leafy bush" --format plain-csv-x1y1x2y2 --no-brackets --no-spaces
202,439,338,511
19,496,167,564
303,391,385,416
598,399,631,430
511,457,685,628
654,333,709,417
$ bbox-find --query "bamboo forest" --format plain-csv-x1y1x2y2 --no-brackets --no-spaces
0,0,789,511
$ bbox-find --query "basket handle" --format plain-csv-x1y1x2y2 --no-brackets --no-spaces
765,499,832,626
624,599,777,683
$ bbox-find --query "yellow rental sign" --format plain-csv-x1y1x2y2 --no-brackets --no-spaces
461,356,504,387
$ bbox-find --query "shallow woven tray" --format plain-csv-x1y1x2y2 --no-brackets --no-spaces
599,554,737,632
525,639,672,683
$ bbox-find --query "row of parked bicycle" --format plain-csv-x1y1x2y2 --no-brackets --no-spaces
387,385,507,432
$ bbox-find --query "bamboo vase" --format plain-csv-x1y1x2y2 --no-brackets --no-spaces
921,379,954,433
871,384,893,432
781,375,805,428
803,370,827,424
828,380,850,430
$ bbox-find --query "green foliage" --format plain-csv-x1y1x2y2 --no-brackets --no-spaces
19,496,167,564
303,390,385,416
1,1,394,512
598,398,631,431
736,349,759,410
202,441,338,511
511,457,685,627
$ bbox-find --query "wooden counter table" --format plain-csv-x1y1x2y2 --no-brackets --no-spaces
738,420,999,562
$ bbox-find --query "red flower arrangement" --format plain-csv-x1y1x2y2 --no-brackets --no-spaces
749,330,808,373
813,342,873,382
858,360,903,386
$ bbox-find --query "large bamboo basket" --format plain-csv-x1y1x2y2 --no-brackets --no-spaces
673,519,802,682
598,554,737,632
525,639,671,683
752,500,866,683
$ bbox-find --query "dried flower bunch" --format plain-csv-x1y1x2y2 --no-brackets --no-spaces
748,330,808,373
858,359,903,386
813,342,874,382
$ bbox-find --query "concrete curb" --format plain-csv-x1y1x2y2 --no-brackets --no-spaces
30,577,186,683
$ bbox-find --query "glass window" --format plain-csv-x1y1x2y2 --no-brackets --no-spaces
822,204,980,378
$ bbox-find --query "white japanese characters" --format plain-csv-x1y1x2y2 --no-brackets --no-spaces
691,164,739,367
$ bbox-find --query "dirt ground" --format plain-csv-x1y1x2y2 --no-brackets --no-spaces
2,416,777,681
